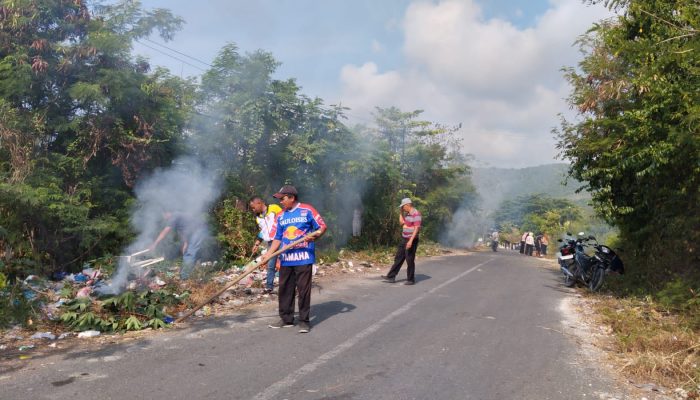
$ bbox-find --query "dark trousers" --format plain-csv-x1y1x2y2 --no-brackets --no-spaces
386,237,419,282
519,241,525,254
525,244,534,256
278,264,312,324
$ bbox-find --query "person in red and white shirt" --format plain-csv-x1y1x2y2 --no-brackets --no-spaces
382,198,421,285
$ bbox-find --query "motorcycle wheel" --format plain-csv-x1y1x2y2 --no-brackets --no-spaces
562,262,577,287
563,273,576,287
588,267,605,292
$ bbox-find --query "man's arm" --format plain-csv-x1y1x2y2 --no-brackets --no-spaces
305,226,326,242
259,239,281,265
304,204,327,242
149,226,172,251
406,225,419,249
251,234,263,255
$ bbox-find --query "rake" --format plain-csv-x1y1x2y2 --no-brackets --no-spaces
175,230,321,323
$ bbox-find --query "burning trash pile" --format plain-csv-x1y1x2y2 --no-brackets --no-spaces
1,241,392,358
4,250,188,334
2,249,283,339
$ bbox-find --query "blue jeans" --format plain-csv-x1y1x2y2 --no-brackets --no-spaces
181,228,207,279
265,241,279,290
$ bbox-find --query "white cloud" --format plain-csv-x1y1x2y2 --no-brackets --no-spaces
338,0,614,167
371,39,384,53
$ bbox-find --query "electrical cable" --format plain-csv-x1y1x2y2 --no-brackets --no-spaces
134,39,208,72
142,38,213,68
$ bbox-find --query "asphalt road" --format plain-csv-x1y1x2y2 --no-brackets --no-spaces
1,251,633,400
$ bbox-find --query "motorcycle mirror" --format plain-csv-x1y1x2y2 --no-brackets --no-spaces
588,235,596,240
566,232,572,236
577,232,585,236
557,239,563,242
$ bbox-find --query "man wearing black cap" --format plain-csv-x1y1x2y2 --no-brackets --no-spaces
259,185,327,333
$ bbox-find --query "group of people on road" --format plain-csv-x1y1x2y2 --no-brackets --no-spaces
147,185,420,334
519,231,548,257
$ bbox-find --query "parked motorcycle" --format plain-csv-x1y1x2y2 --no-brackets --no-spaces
557,232,624,292
557,233,578,287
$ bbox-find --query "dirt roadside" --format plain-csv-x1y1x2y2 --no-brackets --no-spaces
538,259,685,400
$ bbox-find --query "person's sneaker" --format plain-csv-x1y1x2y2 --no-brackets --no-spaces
381,275,395,283
298,322,311,333
404,280,415,285
268,319,294,329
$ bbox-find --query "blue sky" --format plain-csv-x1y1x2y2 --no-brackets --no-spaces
135,0,613,167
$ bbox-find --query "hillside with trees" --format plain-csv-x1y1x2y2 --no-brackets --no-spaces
471,164,590,210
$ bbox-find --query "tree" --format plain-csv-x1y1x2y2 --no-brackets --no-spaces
359,108,476,245
492,194,583,236
0,0,192,275
557,0,700,279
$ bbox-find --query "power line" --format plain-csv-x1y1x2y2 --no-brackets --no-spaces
142,38,213,68
134,39,208,72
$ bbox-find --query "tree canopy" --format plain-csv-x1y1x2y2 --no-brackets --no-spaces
0,1,477,278
0,0,191,276
557,0,700,282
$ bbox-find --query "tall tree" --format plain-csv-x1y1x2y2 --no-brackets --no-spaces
557,0,700,278
0,0,192,275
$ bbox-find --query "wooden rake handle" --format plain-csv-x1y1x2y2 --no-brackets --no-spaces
174,231,321,323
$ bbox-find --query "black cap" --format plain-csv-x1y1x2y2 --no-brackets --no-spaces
272,185,298,199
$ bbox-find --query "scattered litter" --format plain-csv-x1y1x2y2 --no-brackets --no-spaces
0,345,7,350
22,290,37,301
75,287,92,298
195,305,212,317
77,330,101,338
49,343,57,348
18,345,34,351
30,332,56,340
19,355,30,360
631,382,664,392
674,388,688,398
58,333,72,340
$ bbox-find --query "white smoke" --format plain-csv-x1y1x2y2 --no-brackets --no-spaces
97,157,221,294
441,205,491,249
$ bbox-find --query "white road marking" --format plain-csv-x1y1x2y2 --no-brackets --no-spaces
252,259,492,400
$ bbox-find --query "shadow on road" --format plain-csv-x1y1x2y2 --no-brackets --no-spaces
414,274,431,283
374,274,432,283
311,300,356,327
540,266,579,294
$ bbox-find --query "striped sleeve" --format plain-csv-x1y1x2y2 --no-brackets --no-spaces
302,203,326,231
